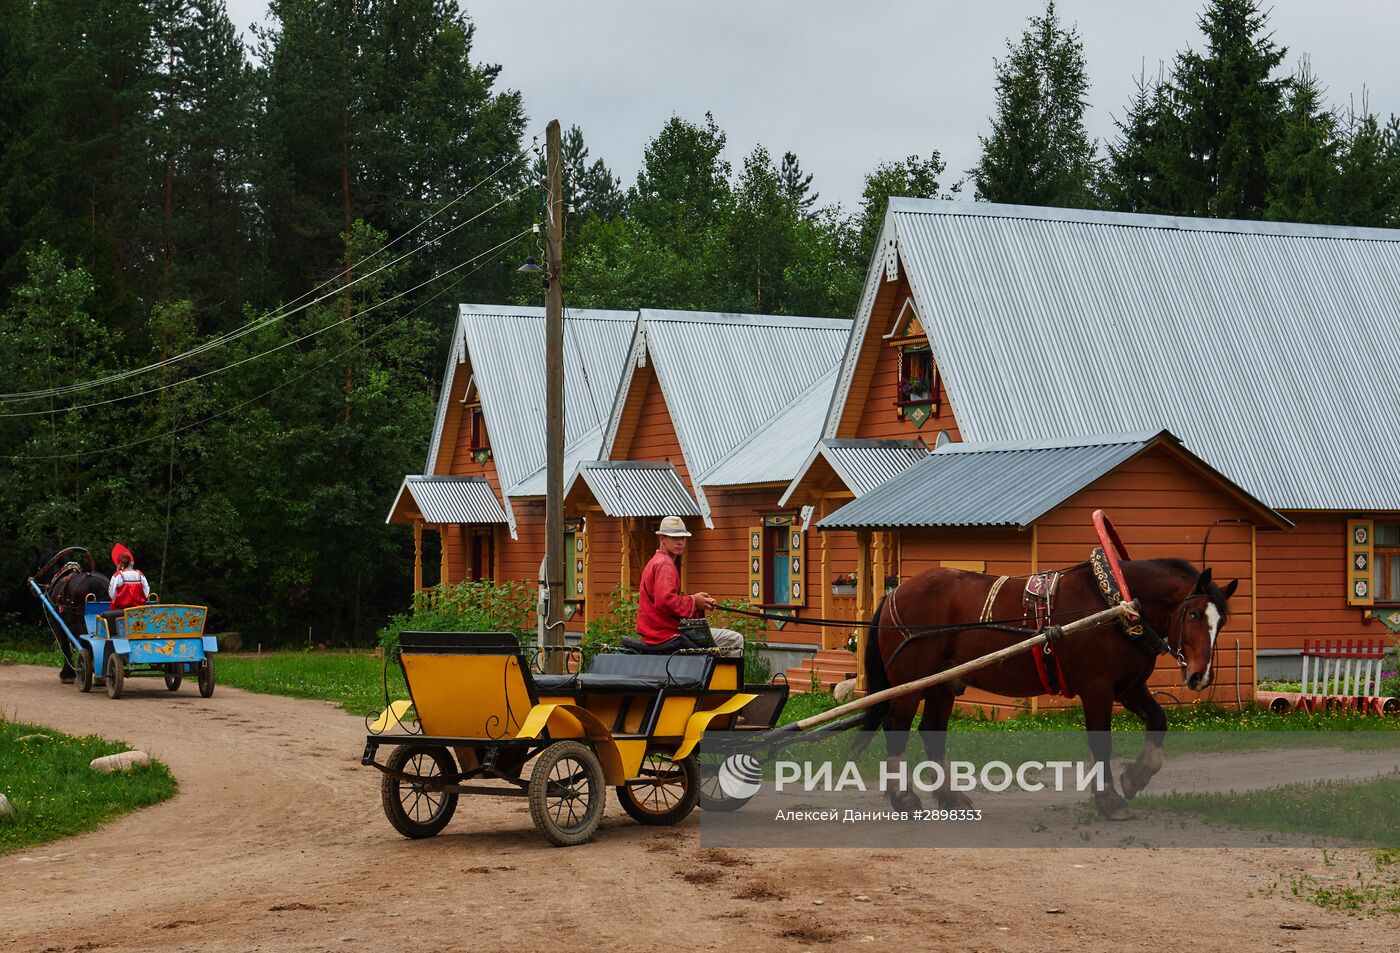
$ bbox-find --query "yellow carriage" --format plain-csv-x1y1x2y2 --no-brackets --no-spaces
361,632,788,846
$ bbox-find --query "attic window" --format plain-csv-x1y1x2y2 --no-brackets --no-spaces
467,404,491,465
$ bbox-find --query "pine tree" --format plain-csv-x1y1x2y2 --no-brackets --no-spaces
1104,67,1184,213
972,1,1098,208
1330,99,1400,228
727,146,799,314
780,151,818,216
1264,62,1338,223
1171,0,1288,218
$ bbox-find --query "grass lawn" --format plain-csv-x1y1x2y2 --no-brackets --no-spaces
1136,775,1400,849
0,718,178,855
216,651,407,718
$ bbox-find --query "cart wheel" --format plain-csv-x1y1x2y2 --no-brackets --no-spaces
528,741,604,847
616,753,699,826
380,745,458,838
76,646,94,693
164,665,183,692
198,657,215,698
697,752,758,812
105,652,125,699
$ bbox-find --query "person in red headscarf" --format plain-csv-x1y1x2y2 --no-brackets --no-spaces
108,543,151,610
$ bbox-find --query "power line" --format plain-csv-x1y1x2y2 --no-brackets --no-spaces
0,218,530,419
0,148,534,404
4,228,532,461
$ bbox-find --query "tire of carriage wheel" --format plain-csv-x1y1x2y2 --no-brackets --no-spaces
76,645,94,693
616,753,699,826
164,665,182,692
380,745,459,839
528,740,604,847
198,657,215,698
105,652,125,700
696,755,756,813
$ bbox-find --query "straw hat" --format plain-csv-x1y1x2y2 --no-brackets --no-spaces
656,516,692,537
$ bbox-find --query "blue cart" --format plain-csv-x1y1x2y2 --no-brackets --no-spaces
29,579,218,699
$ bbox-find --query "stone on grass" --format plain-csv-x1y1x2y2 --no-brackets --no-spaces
90,751,150,773
834,678,857,702
0,793,14,817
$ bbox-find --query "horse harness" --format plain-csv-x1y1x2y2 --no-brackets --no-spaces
976,569,1073,698
1089,547,1192,666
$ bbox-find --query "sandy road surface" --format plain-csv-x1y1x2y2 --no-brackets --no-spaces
1,663,1395,953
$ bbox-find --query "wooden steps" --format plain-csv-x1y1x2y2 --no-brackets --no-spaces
782,648,859,695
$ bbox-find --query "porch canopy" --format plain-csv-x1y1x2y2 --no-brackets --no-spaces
779,438,928,508
565,461,701,517
819,431,1289,530
387,475,509,526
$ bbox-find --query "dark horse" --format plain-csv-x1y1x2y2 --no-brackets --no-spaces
863,558,1237,819
31,547,109,682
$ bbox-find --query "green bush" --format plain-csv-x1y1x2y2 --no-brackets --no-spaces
711,601,771,686
377,580,536,655
580,586,639,665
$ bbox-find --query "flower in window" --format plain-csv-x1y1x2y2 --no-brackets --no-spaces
832,572,856,587
900,376,931,401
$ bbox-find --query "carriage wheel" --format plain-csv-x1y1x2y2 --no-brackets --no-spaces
104,653,125,700
164,665,183,692
198,657,215,698
528,741,604,847
380,745,459,839
76,646,94,694
696,752,758,813
616,753,699,826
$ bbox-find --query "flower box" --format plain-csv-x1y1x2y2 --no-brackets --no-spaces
832,584,856,596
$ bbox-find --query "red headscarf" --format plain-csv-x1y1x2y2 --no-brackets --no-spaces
111,543,135,569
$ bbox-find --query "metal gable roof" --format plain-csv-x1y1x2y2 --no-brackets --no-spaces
440,305,636,499
387,476,508,525
639,309,852,482
700,364,842,487
567,462,701,517
881,198,1400,511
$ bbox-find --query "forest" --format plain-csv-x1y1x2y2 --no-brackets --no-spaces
2,0,1395,643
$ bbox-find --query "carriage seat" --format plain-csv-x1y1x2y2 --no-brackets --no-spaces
532,652,711,694
96,609,126,639
619,635,708,654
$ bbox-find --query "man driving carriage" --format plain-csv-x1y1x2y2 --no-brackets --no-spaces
637,516,743,658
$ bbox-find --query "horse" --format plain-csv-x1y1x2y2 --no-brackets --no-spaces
30,547,110,682
861,557,1238,820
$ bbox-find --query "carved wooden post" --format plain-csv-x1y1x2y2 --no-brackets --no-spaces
438,525,451,589
856,529,872,692
413,520,424,592
819,500,832,648
619,517,631,590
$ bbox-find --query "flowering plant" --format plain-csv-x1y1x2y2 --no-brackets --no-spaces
832,572,856,587
884,574,900,590
900,376,931,400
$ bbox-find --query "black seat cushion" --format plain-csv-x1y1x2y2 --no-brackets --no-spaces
588,652,711,689
620,635,704,654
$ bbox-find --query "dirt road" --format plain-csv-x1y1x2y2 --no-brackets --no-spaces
1,663,1394,953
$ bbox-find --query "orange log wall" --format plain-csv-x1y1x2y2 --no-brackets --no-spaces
1256,513,1371,652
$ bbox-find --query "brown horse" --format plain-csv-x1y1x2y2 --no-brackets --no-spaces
863,558,1237,819
31,547,109,682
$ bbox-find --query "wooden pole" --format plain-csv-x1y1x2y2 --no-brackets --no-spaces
855,529,872,692
543,119,566,675
785,602,1133,733
438,526,450,588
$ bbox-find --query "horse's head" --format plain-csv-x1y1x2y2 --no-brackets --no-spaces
1169,567,1238,691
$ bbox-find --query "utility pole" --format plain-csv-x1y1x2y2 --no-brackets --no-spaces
543,119,566,674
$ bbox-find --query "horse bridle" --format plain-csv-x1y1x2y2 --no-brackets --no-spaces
1160,592,1218,671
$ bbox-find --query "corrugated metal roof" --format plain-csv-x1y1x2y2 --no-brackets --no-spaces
568,462,701,517
427,306,636,503
856,198,1400,511
387,476,508,525
826,439,931,496
641,309,852,482
701,365,842,486
818,434,1154,529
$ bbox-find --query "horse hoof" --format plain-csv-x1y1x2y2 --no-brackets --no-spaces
1095,793,1134,821
1119,769,1140,800
889,790,923,812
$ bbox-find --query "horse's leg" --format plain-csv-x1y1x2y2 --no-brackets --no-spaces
1115,681,1166,799
1082,685,1133,820
883,694,922,811
918,687,971,810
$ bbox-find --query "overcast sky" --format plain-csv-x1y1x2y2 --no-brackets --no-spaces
224,0,1400,210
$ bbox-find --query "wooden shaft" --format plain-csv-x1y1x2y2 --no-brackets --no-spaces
786,602,1133,733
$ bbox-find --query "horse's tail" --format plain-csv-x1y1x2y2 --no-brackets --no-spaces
857,596,891,732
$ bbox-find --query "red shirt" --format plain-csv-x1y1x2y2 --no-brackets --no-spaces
637,549,697,644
